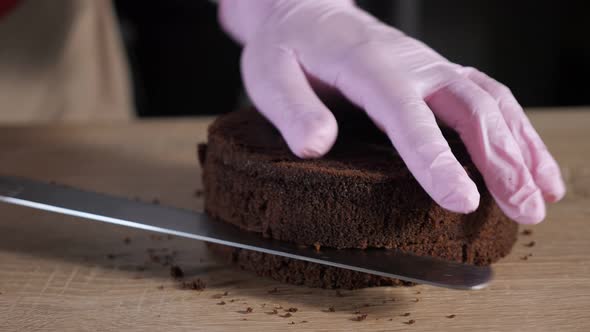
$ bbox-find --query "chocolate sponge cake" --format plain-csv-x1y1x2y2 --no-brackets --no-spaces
199,107,517,289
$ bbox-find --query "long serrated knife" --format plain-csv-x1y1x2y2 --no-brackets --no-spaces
0,175,492,290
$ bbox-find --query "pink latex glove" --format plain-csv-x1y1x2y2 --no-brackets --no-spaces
219,0,565,224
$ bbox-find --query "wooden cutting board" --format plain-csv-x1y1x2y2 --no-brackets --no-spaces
0,109,589,331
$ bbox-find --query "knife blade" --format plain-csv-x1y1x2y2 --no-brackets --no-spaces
0,175,492,290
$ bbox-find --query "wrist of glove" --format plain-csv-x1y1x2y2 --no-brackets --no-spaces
219,0,565,224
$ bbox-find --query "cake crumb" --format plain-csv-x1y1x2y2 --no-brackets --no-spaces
217,301,226,305
521,229,533,236
328,307,335,312
446,314,456,319
170,265,184,279
157,285,164,290
267,309,279,315
286,307,298,313
180,279,206,291
212,293,227,299
352,314,368,321
246,307,253,313
413,298,420,302
149,254,161,264
313,242,321,252
524,241,536,247
288,322,295,325
401,313,411,317
280,313,292,318
404,319,416,325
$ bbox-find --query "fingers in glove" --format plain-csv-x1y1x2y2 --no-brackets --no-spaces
463,68,565,202
428,78,546,224
334,56,480,213
241,44,338,158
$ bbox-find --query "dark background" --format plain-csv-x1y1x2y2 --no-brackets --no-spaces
114,0,590,117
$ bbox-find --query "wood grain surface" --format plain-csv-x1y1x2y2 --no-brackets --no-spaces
0,109,589,331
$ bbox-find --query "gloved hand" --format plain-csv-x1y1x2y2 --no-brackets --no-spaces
219,0,565,224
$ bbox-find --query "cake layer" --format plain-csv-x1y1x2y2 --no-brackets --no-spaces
199,107,518,288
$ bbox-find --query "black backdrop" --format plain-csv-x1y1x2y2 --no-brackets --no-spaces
115,0,590,117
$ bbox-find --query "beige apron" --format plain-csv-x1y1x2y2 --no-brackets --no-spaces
0,0,132,123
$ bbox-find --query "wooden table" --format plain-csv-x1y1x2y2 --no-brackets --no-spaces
0,109,589,331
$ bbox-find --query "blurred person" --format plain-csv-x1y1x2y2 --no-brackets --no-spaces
0,0,565,224
0,0,131,122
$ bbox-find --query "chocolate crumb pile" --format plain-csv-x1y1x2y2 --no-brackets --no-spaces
404,319,416,325
170,265,184,279
524,241,536,248
180,279,206,291
352,314,368,322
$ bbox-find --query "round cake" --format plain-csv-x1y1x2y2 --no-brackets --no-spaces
199,107,517,289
